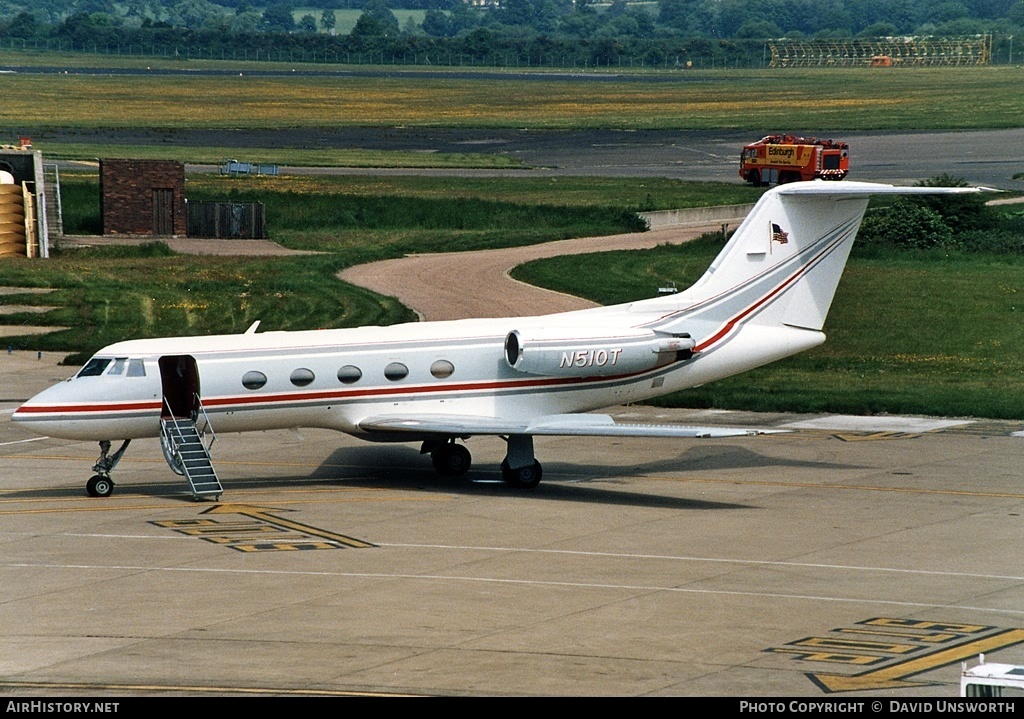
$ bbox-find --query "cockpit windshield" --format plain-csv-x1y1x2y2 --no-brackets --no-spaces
75,357,147,378
77,357,112,377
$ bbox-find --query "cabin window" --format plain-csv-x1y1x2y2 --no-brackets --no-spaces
127,359,147,377
290,368,315,387
337,365,362,384
242,371,268,390
77,358,112,377
384,362,409,381
107,358,127,376
430,360,455,379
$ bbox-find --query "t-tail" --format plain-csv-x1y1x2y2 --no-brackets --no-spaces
635,181,983,384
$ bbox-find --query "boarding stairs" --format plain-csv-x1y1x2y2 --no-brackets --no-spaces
160,396,222,500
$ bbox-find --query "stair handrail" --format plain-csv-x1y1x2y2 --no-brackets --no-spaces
160,396,187,447
193,393,217,451
160,396,188,475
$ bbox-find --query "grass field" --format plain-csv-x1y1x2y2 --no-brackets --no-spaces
2,63,1023,131
512,238,1024,419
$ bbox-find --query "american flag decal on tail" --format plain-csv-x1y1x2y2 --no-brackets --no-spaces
771,223,789,244
770,222,789,253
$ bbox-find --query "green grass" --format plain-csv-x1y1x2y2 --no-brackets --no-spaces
0,246,415,364
2,64,1023,130
183,174,764,209
512,238,1024,419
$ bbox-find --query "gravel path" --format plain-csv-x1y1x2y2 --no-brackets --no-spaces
339,225,721,321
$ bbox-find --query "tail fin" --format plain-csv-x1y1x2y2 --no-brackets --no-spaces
646,181,982,347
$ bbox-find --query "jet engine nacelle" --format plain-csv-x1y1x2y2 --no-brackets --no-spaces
505,327,694,378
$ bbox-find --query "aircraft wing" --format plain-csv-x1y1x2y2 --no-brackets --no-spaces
357,413,775,438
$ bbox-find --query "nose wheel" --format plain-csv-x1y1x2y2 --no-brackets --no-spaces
86,475,114,498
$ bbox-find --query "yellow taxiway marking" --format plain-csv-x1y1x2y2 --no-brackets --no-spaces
833,432,921,442
201,503,376,548
809,628,1024,693
0,493,448,515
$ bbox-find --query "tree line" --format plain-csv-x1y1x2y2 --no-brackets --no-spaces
1,0,1022,68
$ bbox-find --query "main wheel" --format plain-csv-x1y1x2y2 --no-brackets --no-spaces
501,460,542,489
86,475,114,498
431,443,471,476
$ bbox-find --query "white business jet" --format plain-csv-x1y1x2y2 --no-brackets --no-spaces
13,181,979,498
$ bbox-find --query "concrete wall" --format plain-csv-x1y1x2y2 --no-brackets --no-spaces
639,203,756,230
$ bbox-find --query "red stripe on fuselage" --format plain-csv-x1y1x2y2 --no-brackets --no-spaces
14,367,652,419
14,400,162,414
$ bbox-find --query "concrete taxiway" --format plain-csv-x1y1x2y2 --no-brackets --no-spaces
2,351,1024,696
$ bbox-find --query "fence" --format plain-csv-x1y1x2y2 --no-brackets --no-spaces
186,200,265,239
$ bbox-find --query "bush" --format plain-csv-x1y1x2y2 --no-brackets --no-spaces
859,199,954,249
913,173,991,233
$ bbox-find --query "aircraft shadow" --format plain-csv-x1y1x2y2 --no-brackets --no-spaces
301,443,865,511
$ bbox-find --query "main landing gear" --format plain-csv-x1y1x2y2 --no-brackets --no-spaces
422,435,543,489
427,438,472,476
87,439,130,497
500,434,542,489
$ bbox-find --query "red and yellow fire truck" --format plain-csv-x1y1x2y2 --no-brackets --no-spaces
739,135,849,185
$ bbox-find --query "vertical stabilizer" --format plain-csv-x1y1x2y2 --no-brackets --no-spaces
645,182,982,354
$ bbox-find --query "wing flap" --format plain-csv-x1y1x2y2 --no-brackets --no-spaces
357,413,774,438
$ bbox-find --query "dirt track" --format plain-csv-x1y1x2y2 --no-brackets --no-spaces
339,225,721,321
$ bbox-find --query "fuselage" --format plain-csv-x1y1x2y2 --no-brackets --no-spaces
11,298,821,443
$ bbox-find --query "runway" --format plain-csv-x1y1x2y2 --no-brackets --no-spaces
3,352,1024,696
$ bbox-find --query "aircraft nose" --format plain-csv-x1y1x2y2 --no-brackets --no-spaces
11,380,82,437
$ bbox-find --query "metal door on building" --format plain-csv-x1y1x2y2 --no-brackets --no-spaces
152,188,174,236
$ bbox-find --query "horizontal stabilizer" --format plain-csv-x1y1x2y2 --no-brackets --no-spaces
358,413,777,438
774,181,985,197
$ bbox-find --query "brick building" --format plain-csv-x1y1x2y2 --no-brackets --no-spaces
100,159,185,237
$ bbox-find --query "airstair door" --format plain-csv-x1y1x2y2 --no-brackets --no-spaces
159,355,200,419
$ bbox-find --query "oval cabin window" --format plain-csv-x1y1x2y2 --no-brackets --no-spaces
337,365,362,384
290,368,315,387
430,360,455,379
242,371,267,390
384,362,409,381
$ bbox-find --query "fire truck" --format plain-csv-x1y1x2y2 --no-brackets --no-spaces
740,134,849,185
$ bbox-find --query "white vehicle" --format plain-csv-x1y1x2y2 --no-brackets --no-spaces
13,181,981,499
961,655,1024,697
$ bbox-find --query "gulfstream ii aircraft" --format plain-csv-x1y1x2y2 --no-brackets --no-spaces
13,181,980,499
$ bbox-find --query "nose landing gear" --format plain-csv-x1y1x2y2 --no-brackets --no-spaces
87,439,130,497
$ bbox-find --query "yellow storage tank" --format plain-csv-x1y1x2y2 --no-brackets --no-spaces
0,182,27,257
